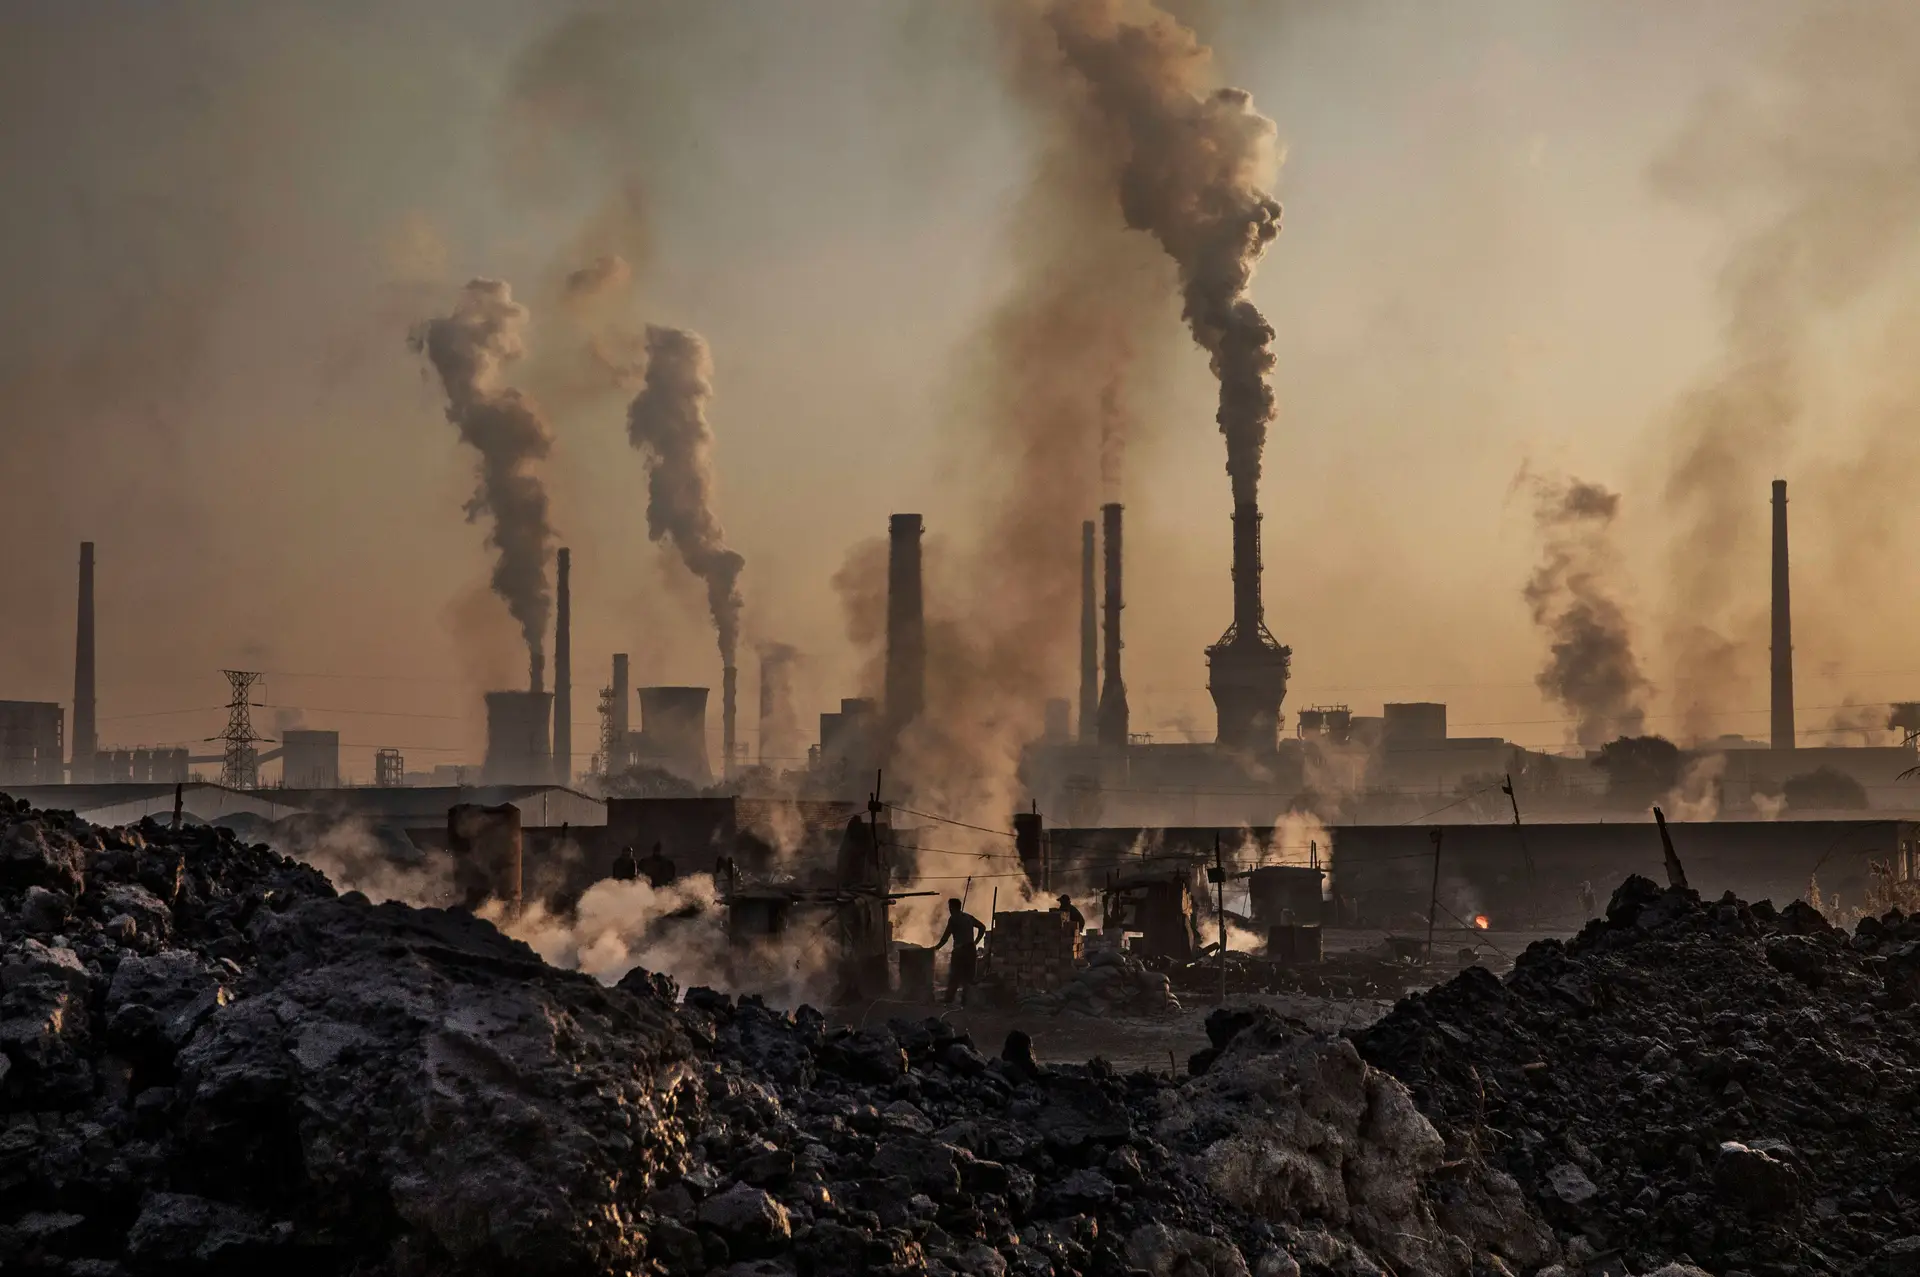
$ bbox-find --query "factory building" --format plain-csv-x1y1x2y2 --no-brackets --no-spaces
0,702,65,785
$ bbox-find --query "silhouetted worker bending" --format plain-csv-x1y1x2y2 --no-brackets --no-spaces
637,842,677,889
1057,894,1085,933
932,898,986,1006
610,845,639,882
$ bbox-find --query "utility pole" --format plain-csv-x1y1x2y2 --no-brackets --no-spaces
218,670,265,789
1425,828,1444,964
1502,772,1536,924
1213,833,1228,1006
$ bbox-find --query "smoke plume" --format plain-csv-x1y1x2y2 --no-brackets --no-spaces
757,642,804,768
1653,3,1920,734
412,279,557,688
563,254,631,303
624,326,745,665
1042,0,1284,507
1524,475,1649,749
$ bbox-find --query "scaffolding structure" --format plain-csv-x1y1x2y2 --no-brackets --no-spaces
374,747,405,788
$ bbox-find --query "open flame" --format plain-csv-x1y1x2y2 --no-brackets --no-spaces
1472,914,1491,930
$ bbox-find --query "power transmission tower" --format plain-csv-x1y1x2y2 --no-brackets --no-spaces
219,670,265,789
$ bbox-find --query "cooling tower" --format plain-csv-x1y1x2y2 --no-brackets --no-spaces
281,729,341,788
483,690,554,785
636,686,711,785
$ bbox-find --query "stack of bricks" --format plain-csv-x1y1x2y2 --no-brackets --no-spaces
989,908,1084,993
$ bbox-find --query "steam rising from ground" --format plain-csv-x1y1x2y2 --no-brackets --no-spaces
412,279,557,685
491,874,836,1008
1523,474,1649,749
269,818,458,909
1043,0,1283,507
625,326,745,667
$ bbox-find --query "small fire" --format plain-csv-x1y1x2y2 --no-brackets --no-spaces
1472,914,1491,930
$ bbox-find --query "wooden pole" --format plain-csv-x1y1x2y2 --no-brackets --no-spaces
1503,772,1535,925
1425,828,1444,964
1215,833,1227,1006
1653,805,1688,891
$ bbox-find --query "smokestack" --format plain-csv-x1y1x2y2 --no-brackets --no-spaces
722,664,738,782
73,542,96,781
1097,503,1129,748
553,548,571,785
1207,503,1292,751
1771,479,1795,750
610,654,631,773
885,513,925,748
1079,519,1097,743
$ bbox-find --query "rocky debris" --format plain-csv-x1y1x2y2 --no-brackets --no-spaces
1357,873,1920,1273
0,795,694,1274
1017,946,1181,1017
0,792,1565,1276
684,991,1557,1276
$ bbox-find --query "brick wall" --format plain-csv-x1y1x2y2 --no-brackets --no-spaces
990,908,1084,992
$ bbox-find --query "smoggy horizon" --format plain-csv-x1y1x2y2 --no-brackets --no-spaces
5,0,1920,786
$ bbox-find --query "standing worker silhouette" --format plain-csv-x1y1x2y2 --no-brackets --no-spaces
932,898,986,1006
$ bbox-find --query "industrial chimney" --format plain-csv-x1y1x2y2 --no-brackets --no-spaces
722,664,738,782
554,547,572,785
1079,519,1097,743
885,513,926,750
1771,479,1794,750
1097,503,1129,748
610,653,631,773
1206,501,1292,751
73,542,96,782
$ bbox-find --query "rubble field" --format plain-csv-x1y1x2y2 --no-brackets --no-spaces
1358,873,1920,1276
4,793,1916,1277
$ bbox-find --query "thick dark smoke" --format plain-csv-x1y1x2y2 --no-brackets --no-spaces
1043,0,1283,507
412,279,556,688
1524,475,1649,750
1652,3,1920,734
563,254,631,303
625,326,745,666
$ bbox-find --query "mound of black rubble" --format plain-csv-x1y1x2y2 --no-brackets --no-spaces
1357,874,1920,1276
3,796,1567,1277
0,796,693,1274
682,991,1555,1277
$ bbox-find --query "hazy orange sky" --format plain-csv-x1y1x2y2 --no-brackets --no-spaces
3,0,1917,781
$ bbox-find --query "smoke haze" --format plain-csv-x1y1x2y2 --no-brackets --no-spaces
625,326,746,667
412,279,557,687
1652,2,1920,737
1524,474,1649,749
6,3,1920,782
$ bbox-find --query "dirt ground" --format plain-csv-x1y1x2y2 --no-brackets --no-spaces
833,927,1564,1073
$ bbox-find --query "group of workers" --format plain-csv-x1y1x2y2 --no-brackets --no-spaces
931,891,1084,1006
610,842,679,890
